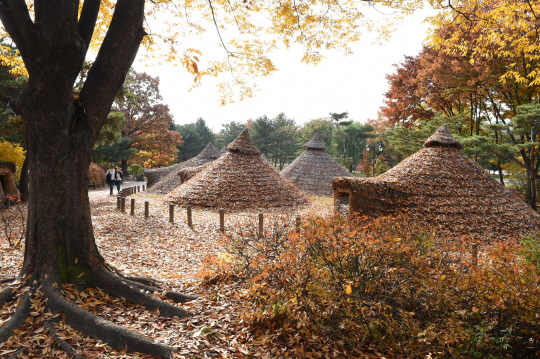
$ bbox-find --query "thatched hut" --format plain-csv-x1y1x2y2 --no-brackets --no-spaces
332,125,540,241
167,129,309,211
0,161,19,204
281,136,354,197
146,143,221,194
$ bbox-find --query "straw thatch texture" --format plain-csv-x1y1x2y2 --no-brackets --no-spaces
261,153,271,164
281,136,354,197
146,143,221,194
0,161,18,202
332,125,540,241
167,129,309,211
144,163,182,188
227,129,260,155
177,163,210,185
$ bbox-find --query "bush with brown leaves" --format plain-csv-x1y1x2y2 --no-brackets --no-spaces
88,162,106,185
206,215,540,358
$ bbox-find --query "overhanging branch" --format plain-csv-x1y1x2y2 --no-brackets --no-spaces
80,0,146,138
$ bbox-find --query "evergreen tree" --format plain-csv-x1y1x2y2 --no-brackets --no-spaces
174,123,204,161
251,115,275,156
194,118,215,146
215,121,246,149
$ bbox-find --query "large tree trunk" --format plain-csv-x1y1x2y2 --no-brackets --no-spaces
20,97,105,286
0,1,192,357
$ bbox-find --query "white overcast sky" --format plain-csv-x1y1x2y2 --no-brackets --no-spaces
132,8,437,133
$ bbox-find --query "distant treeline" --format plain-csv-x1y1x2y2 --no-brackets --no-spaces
171,113,373,170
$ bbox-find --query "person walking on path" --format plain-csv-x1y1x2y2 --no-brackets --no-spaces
106,165,122,195
116,169,123,193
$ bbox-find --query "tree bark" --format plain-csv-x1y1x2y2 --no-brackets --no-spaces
530,170,537,212
122,158,128,175
497,164,505,186
0,1,190,357
20,97,105,285
18,156,29,202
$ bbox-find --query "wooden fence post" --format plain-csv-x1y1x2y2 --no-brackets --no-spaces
137,186,140,193
117,196,121,210
472,243,478,267
121,198,125,213
296,216,301,233
130,198,135,215
142,184,145,191
145,201,149,218
187,205,192,227
259,213,263,237
169,204,174,223
93,182,96,190
219,209,225,232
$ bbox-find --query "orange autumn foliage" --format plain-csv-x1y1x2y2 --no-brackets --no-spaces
202,215,540,357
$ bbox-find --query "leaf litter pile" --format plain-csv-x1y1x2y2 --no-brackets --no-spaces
1,185,332,358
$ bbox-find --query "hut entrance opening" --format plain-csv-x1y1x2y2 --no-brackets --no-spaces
335,192,350,217
0,161,18,204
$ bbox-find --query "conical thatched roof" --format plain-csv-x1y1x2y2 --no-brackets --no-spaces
167,129,309,211
227,129,260,155
146,143,221,194
332,125,540,241
303,136,327,150
220,147,227,155
261,152,271,164
281,136,354,197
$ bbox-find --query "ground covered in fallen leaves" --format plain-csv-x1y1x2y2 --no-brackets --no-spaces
1,183,333,358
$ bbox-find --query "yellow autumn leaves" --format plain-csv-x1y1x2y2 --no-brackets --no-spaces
428,0,540,87
0,140,25,183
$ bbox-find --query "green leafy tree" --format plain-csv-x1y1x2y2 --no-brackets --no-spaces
173,123,204,161
172,118,215,162
215,121,246,149
251,115,275,156
299,118,334,149
270,113,300,170
473,103,540,210
194,118,215,146
330,111,373,161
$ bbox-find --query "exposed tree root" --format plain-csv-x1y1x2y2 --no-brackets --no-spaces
0,269,195,357
0,285,15,306
7,347,23,359
43,282,173,358
43,320,84,359
0,277,16,284
94,270,191,318
126,278,197,304
0,292,31,344
122,275,162,287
